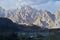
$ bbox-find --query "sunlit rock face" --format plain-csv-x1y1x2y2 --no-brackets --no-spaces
54,10,60,21
42,10,56,28
54,10,60,28
1,5,60,29
6,5,41,26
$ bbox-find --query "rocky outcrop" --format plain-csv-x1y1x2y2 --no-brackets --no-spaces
54,10,60,28
0,5,60,29
42,10,56,28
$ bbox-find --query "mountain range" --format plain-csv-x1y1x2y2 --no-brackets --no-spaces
0,5,60,29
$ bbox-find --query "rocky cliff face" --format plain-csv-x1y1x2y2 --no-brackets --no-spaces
54,10,60,28
0,5,60,29
42,10,56,28
6,5,39,25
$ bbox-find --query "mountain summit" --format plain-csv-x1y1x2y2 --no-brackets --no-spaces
0,5,60,29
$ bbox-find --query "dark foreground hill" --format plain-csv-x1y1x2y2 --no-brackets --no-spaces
0,18,60,40
0,17,48,32
0,17,48,40
0,18,19,32
0,17,60,32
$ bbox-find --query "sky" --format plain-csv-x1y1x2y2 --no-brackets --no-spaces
0,0,60,13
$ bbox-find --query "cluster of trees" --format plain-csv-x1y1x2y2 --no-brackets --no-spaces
0,31,60,40
0,32,46,40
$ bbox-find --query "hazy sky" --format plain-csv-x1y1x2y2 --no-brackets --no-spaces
0,0,60,13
